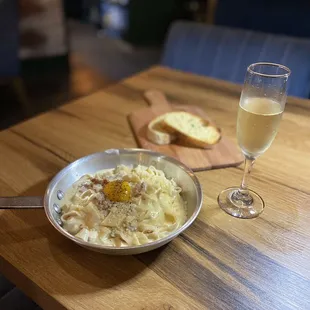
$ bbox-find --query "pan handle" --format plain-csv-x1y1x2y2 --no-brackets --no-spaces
0,196,44,209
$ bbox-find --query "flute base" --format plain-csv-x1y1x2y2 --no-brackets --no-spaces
217,187,265,219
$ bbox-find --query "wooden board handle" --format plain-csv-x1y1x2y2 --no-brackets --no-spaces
144,90,172,113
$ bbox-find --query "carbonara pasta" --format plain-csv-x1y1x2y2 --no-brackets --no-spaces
61,165,187,247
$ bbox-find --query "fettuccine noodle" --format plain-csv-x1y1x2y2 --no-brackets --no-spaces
61,165,187,247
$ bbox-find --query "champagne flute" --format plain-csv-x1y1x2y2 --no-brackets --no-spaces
218,62,291,219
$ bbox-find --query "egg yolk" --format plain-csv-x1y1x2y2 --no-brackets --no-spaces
103,180,131,202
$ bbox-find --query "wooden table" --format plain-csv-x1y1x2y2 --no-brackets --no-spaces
1,66,310,310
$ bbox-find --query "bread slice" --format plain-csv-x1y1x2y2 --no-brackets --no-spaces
163,112,221,148
147,114,176,145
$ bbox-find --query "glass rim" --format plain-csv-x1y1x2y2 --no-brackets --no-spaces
247,62,291,78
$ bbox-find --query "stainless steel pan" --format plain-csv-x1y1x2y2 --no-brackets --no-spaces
0,149,203,255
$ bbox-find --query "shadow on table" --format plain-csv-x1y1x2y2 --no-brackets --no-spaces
47,238,148,293
22,177,53,196
0,178,150,294
2,210,148,294
0,178,53,245
135,244,169,268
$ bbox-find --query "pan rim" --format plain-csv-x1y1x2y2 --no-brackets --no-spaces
44,148,203,253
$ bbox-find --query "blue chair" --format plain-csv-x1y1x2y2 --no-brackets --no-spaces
161,21,310,98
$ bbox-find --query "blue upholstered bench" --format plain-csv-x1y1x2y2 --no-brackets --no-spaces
162,21,310,98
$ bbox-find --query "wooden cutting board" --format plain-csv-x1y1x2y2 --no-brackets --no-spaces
128,90,243,171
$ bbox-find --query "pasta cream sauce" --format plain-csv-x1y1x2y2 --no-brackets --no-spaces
61,165,187,247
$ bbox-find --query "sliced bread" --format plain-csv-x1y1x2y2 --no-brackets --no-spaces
163,112,221,148
147,114,176,145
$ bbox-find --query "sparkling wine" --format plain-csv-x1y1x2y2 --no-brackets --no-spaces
237,97,283,157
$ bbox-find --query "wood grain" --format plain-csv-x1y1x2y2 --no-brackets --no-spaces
0,66,310,309
128,90,243,170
